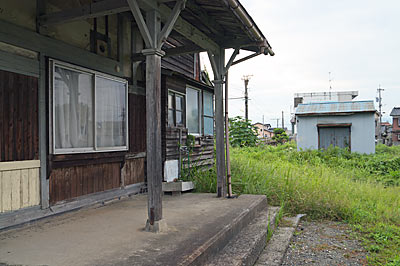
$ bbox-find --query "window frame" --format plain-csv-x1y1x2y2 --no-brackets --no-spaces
167,90,185,128
398,134,400,141
202,91,214,136
50,59,129,155
186,86,202,136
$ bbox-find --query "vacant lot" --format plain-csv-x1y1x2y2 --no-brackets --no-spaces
192,144,400,265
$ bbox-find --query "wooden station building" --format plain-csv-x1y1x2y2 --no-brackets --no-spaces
0,0,273,230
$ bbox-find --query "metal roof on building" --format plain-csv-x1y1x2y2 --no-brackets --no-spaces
295,100,376,115
390,107,400,117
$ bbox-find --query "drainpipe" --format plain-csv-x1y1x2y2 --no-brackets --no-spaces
226,0,274,56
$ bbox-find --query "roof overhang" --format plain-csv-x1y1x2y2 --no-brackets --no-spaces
296,111,376,117
39,0,273,57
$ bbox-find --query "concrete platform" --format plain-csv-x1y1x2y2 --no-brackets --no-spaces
0,193,267,266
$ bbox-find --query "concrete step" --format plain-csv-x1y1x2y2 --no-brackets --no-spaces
204,206,281,266
255,215,305,266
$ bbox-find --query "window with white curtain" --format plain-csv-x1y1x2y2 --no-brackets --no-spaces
203,91,214,135
52,60,128,154
186,87,201,134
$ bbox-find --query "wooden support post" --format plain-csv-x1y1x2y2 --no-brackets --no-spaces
143,9,166,232
39,54,49,209
211,49,227,198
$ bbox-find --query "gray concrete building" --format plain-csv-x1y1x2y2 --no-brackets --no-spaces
295,101,376,154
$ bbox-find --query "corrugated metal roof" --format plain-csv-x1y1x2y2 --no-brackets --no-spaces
295,100,376,115
390,107,400,116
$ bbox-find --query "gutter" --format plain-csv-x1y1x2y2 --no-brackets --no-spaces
226,0,275,56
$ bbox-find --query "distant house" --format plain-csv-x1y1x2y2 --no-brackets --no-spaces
380,122,392,145
390,107,400,146
295,101,376,154
253,123,273,138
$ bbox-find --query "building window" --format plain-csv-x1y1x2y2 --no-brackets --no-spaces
168,91,185,127
398,134,400,141
398,118,400,127
203,91,214,135
186,87,201,134
51,60,128,154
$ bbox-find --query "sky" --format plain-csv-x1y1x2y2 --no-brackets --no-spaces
200,0,400,127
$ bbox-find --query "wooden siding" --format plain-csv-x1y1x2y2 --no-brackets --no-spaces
0,160,40,213
166,127,214,169
129,94,146,153
162,37,195,79
49,163,121,204
165,75,187,94
123,158,145,186
0,69,38,162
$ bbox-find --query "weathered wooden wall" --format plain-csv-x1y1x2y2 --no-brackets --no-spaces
165,127,214,170
49,162,121,204
123,158,145,186
162,37,195,79
0,69,39,162
129,94,146,153
0,160,40,213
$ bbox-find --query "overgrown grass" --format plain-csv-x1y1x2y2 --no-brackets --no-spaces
190,143,400,265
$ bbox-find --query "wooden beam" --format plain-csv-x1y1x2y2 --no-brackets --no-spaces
0,20,123,77
207,51,219,78
39,0,129,26
127,0,153,48
132,44,204,61
224,48,239,75
158,0,186,48
231,51,262,66
158,4,219,53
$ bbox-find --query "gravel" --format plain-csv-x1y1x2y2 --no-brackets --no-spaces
281,220,368,266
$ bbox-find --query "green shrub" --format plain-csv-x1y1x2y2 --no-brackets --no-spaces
228,116,258,147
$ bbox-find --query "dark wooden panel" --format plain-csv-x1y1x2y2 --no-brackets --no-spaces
0,69,38,162
124,158,145,186
128,94,146,153
49,162,121,204
165,75,186,94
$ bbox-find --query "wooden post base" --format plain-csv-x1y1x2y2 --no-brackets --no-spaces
145,219,168,233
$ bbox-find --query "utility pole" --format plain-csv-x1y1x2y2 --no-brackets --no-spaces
262,115,265,138
274,118,280,128
242,75,252,121
377,85,384,142
282,111,285,129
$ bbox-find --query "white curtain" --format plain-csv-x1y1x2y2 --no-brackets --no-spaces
54,66,93,149
95,77,126,148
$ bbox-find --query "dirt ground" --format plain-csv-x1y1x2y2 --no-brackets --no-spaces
281,220,368,266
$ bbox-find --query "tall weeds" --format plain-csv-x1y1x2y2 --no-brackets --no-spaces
191,143,400,265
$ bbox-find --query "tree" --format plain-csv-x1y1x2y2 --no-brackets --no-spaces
229,116,258,147
272,128,289,144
